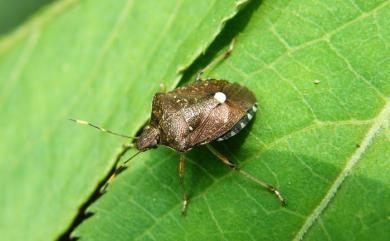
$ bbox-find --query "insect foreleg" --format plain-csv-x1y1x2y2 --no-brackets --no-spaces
206,144,287,206
100,149,142,193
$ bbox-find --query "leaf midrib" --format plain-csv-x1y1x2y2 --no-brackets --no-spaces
124,118,375,240
293,100,390,241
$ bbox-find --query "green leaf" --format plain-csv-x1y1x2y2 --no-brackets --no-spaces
0,0,55,35
1,1,389,241
75,0,390,240
0,0,249,240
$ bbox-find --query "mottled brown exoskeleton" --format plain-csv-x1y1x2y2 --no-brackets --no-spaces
70,42,286,215
136,80,257,152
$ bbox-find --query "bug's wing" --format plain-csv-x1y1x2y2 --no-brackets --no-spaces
221,81,256,111
166,80,256,113
150,81,222,124
152,80,231,129
152,80,257,150
182,80,255,147
178,80,256,111
187,101,246,146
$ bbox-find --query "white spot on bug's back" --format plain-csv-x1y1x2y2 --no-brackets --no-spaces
214,92,226,104
252,105,257,112
247,113,253,119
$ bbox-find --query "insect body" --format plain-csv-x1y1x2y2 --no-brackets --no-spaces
70,43,286,215
136,80,257,152
70,79,286,215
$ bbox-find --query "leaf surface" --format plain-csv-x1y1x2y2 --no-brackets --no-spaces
75,0,390,240
1,0,389,241
0,0,249,240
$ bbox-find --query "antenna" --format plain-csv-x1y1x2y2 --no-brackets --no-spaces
68,118,136,139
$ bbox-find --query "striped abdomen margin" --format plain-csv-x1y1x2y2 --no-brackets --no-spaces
217,103,258,141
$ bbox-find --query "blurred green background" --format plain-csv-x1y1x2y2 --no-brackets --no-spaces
0,0,55,36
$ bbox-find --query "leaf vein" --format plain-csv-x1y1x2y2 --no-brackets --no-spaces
251,119,372,153
318,218,333,241
292,101,390,241
348,0,364,13
326,40,386,100
285,139,331,183
250,1,390,72
269,65,319,120
0,29,40,105
203,196,227,240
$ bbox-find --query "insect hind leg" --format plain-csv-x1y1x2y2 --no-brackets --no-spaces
196,38,235,82
206,144,287,206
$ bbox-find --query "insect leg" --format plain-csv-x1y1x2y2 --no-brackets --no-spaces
100,149,141,193
206,144,287,206
195,38,236,82
179,154,189,215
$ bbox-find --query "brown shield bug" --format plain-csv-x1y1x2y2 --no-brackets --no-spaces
70,43,286,215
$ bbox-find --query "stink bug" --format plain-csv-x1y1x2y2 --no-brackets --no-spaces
70,42,286,215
